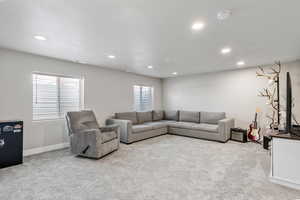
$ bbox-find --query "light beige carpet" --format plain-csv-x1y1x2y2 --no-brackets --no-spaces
1,135,300,200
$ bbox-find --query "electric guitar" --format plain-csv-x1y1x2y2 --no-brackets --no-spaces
248,112,261,142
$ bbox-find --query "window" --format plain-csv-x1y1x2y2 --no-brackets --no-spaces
134,85,153,111
32,73,83,120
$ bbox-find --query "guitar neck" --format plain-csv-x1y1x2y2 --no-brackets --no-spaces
254,113,258,129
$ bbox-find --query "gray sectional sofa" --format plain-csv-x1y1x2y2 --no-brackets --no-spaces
106,110,234,144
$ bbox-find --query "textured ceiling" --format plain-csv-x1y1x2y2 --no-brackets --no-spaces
0,0,299,77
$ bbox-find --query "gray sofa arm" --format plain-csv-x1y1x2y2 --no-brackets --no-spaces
218,118,235,142
106,119,132,143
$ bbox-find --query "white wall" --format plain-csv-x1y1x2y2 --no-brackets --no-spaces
1,47,299,151
163,60,300,129
0,48,163,150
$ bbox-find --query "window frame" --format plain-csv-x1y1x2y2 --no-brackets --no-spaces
32,72,84,121
133,85,154,112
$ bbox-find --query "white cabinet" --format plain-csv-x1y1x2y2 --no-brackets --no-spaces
270,137,300,190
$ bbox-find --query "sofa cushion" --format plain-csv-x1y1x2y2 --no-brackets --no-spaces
192,123,219,132
200,112,225,124
160,120,178,126
152,110,164,121
144,121,169,130
169,121,197,129
169,122,218,133
164,110,179,121
102,131,117,143
179,111,200,123
115,112,138,125
137,111,153,124
132,124,153,133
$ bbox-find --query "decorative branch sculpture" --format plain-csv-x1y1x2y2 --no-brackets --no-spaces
256,61,281,129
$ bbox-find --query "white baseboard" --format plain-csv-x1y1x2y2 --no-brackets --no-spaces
270,176,300,190
23,143,70,157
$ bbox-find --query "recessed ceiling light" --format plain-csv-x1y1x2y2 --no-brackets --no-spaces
172,72,178,75
191,22,205,31
217,10,232,21
237,61,245,66
147,65,153,69
108,55,116,59
221,47,231,54
34,35,47,41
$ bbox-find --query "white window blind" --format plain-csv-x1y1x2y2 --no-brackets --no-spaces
32,73,83,120
134,85,153,112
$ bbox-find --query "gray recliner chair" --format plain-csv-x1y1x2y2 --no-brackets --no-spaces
66,110,120,159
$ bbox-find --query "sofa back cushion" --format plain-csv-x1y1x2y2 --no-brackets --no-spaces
200,112,225,124
152,110,164,121
164,110,179,121
137,111,153,124
179,111,200,123
115,112,138,125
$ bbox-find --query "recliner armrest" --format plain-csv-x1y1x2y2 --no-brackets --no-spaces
77,129,102,142
218,118,235,142
99,124,120,132
78,128,101,135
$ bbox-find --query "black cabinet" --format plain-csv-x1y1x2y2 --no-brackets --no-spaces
0,120,23,168
230,128,248,143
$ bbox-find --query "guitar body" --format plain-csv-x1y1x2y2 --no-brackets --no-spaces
247,112,261,142
248,125,261,141
248,124,253,140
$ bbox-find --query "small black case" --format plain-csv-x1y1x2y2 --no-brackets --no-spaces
230,128,247,143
